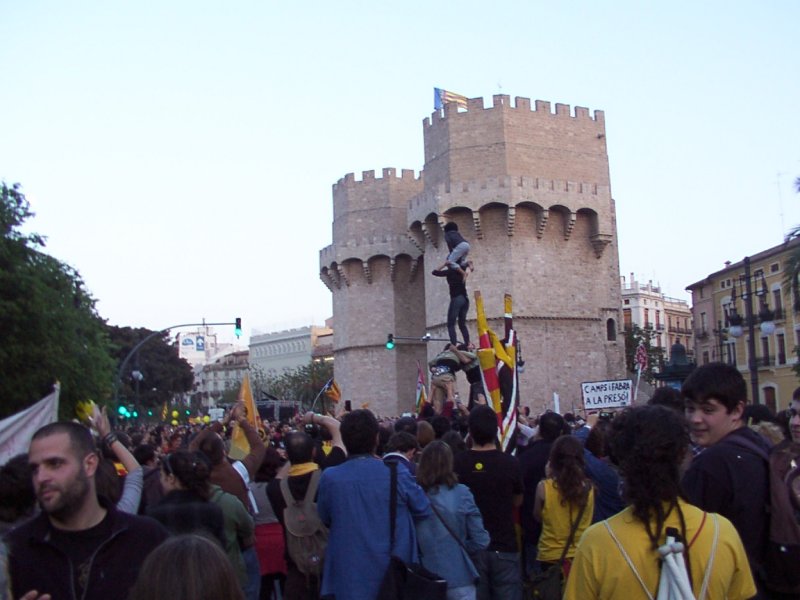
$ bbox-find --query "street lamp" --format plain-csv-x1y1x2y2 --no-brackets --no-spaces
726,256,776,403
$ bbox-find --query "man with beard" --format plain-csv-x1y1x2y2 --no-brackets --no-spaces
7,422,168,600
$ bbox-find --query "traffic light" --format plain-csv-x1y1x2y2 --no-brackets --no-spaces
235,317,242,338
147,410,153,417
185,409,191,416
117,405,126,415
386,334,395,350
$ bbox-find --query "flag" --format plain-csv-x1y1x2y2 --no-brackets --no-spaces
434,87,468,110
160,401,168,422
475,292,519,453
415,361,428,412
229,373,262,460
324,379,341,403
635,342,648,372
0,383,60,464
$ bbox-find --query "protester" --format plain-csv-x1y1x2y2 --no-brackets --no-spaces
0,454,35,534
533,435,594,570
317,409,431,600
432,266,472,346
147,449,225,547
128,534,244,600
7,422,168,600
91,405,143,514
582,419,625,522
453,405,524,600
383,431,419,476
133,442,164,514
190,402,266,600
251,447,287,600
416,440,489,600
565,405,756,599
519,411,565,577
681,362,770,590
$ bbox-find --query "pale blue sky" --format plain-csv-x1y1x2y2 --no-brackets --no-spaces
2,1,798,345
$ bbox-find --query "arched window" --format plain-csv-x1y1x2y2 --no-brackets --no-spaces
606,318,617,341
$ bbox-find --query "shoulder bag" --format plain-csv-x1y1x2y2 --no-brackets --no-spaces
376,462,448,600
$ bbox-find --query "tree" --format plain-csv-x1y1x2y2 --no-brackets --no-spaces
0,182,115,419
623,325,665,385
254,360,334,412
106,325,194,410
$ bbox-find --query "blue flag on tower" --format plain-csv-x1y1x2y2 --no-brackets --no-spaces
434,88,468,110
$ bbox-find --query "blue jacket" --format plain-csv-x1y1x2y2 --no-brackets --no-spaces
416,484,490,589
318,454,431,600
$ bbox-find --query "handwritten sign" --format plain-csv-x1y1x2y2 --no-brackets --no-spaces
580,379,632,410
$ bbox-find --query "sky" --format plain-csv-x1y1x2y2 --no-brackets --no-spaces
2,1,799,347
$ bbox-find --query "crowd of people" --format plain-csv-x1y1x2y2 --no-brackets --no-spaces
1,361,800,600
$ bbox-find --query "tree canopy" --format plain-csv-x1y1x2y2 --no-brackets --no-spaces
252,360,334,413
106,325,195,410
0,182,115,419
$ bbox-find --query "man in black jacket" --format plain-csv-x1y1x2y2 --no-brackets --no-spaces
7,422,168,600
681,363,770,592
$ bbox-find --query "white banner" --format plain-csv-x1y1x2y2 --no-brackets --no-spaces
580,379,632,410
0,384,60,464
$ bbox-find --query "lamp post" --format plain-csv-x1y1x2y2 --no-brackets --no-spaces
726,257,776,403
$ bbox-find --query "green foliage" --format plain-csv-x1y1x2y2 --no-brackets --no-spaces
623,325,665,385
252,360,334,412
106,325,194,409
0,182,115,419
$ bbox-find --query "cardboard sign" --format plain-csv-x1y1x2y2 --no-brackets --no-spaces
580,379,633,410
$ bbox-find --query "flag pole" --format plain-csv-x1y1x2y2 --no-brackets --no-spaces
310,377,333,413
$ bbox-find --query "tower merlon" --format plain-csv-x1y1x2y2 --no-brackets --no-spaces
333,168,421,191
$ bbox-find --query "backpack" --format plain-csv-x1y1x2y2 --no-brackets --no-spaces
280,469,328,578
605,515,720,600
730,436,800,594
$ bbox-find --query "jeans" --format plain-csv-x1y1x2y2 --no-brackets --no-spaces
447,241,470,268
472,549,522,600
447,584,477,600
242,546,262,600
447,294,470,346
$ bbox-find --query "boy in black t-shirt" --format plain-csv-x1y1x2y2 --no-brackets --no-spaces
453,405,523,600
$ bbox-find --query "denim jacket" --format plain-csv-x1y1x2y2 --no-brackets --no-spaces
416,483,490,588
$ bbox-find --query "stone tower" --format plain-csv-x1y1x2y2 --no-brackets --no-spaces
319,169,427,416
321,94,626,416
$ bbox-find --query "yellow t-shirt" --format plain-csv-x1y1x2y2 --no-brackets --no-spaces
564,500,756,600
537,478,595,562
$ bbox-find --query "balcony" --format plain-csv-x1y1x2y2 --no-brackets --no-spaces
757,355,773,368
695,329,709,340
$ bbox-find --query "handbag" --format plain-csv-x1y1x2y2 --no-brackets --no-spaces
377,462,448,600
529,490,588,600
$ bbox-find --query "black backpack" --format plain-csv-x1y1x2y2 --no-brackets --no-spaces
731,436,800,595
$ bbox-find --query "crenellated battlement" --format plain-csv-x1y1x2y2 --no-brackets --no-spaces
333,168,420,192
422,94,604,128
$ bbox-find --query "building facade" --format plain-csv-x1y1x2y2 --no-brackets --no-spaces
194,350,250,406
687,238,799,412
620,274,694,361
320,94,627,416
248,323,334,378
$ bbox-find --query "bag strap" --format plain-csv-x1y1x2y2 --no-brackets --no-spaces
604,521,655,600
304,469,322,503
429,498,470,555
558,485,589,564
279,477,293,506
387,461,398,551
697,514,719,600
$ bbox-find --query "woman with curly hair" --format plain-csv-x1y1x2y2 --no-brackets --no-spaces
533,435,594,570
564,405,756,599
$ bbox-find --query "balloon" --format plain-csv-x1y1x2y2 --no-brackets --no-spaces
203,415,211,423
171,419,178,426
171,410,179,418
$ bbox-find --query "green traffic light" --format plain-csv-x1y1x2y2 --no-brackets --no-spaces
118,405,126,415
235,317,242,338
132,411,138,418
386,334,395,350
185,409,190,415
147,410,153,416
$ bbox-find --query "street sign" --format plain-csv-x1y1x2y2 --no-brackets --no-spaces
580,379,633,410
